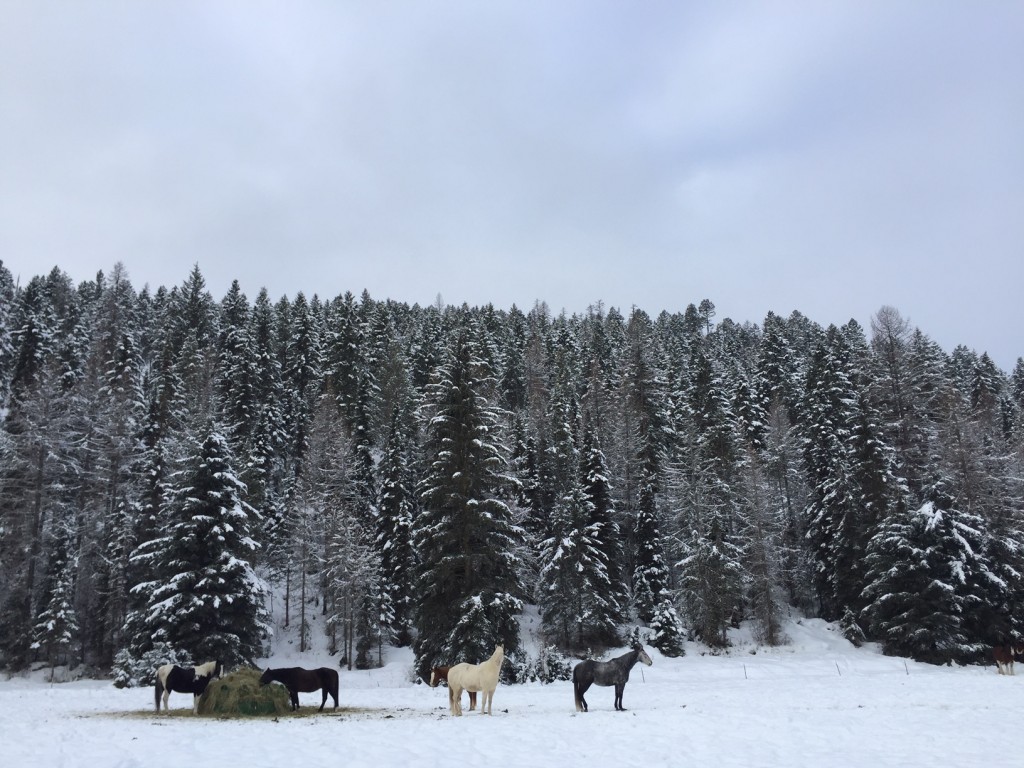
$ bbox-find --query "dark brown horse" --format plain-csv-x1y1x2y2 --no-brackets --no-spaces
429,665,477,711
259,667,339,711
993,643,1024,675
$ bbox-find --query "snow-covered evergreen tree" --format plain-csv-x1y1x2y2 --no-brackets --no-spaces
31,517,79,675
537,483,620,652
413,320,523,679
376,410,416,645
862,496,994,664
677,510,744,648
132,427,269,668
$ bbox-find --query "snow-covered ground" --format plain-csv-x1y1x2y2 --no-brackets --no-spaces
4,617,1024,768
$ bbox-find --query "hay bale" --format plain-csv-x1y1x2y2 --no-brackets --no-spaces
196,668,292,717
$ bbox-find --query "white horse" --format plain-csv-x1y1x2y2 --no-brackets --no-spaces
447,645,504,716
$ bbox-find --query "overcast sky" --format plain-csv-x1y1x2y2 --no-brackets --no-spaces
2,1,1022,369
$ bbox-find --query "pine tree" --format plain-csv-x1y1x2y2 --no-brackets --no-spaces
737,449,787,646
802,327,872,619
375,410,416,646
31,519,79,676
632,465,670,624
648,599,686,657
537,483,619,652
862,496,993,664
677,509,744,647
133,428,269,667
579,426,628,629
413,320,523,679
0,275,80,667
281,292,323,485
0,259,19,407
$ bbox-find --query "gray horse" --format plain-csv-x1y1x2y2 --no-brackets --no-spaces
572,643,653,712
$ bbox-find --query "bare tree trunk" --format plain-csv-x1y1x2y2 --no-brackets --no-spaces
300,554,307,652
284,563,291,628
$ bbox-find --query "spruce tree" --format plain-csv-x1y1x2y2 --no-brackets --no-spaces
862,495,992,664
537,482,619,653
413,320,523,679
134,427,269,667
31,519,79,675
376,410,416,646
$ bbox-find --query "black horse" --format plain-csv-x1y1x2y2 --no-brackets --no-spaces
573,643,653,712
259,667,340,711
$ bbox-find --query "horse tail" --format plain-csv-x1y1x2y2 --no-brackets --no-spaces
572,667,581,709
154,675,163,711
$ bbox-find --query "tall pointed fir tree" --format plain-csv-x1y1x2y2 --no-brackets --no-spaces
673,336,745,645
579,425,629,631
535,368,622,652
801,326,871,620
246,287,288,568
537,482,620,652
413,320,524,679
861,490,994,664
632,464,671,624
736,449,787,646
0,259,16,407
89,267,147,665
132,427,269,667
677,507,745,648
281,291,323,487
376,408,416,646
0,275,80,667
31,514,79,676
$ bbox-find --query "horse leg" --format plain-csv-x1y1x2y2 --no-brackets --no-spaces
469,690,477,711
319,688,328,711
162,688,171,713
614,683,625,711
290,689,299,711
449,684,460,716
574,679,590,713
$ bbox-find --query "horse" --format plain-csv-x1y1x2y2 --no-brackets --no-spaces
155,660,223,715
429,665,477,711
259,667,340,711
993,643,1024,675
573,642,653,712
446,645,504,716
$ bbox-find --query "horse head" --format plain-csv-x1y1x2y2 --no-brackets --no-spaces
633,643,654,667
258,668,272,686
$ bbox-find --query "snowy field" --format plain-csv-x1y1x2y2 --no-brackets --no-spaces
4,618,1024,768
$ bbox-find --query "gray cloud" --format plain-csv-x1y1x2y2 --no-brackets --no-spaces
1,0,1021,369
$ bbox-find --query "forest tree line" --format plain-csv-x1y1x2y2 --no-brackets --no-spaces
1,260,1022,681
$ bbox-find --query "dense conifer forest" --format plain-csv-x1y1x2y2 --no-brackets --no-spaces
1,260,1022,680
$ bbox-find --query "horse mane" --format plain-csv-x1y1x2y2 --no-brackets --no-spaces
194,660,221,678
